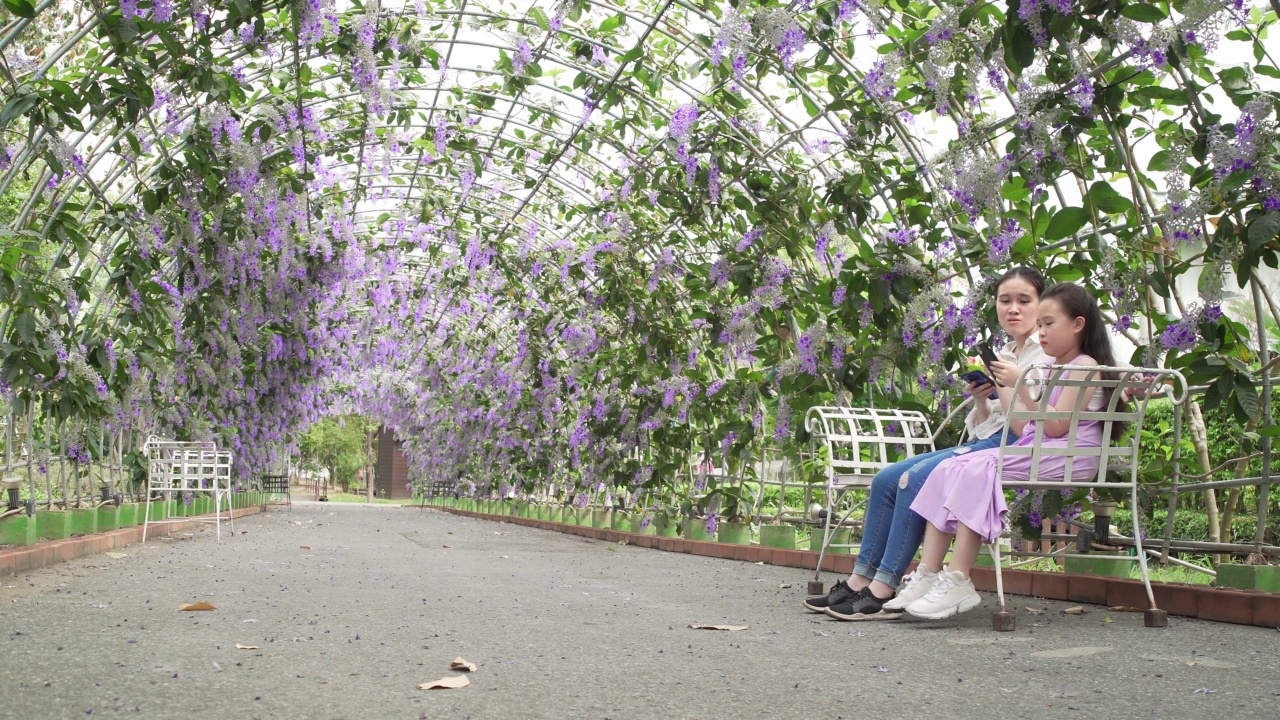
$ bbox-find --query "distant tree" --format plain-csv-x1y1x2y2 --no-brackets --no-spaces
297,415,374,494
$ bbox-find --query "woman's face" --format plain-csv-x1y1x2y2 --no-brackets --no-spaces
995,276,1040,340
1036,297,1085,359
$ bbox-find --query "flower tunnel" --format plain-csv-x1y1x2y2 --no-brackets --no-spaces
0,1,1277,554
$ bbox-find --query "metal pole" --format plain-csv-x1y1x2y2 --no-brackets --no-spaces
1252,279,1273,549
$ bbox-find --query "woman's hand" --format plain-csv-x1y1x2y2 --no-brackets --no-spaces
988,359,1020,388
965,380,995,399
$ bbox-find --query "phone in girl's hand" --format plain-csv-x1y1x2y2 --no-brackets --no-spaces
975,342,999,369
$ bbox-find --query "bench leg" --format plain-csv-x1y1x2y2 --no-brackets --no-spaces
992,611,1016,632
808,580,825,595
1144,608,1168,628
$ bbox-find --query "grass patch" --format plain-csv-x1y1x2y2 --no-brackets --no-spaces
322,486,417,504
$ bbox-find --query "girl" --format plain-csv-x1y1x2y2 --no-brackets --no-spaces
891,283,1121,620
805,266,1047,621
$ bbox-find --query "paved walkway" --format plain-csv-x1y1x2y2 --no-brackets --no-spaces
1,501,1276,719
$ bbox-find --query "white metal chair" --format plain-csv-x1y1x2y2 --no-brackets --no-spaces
805,402,971,592
142,436,236,541
987,364,1188,631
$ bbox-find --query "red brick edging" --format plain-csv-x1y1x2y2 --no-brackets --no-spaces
438,507,1279,629
0,506,263,577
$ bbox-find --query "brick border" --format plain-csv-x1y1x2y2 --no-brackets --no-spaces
438,507,1280,630
0,505,263,577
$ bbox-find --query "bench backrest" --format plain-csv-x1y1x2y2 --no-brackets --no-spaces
805,406,937,485
997,364,1187,486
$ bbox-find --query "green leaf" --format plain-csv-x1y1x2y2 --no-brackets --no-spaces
1247,212,1280,251
1120,4,1167,22
599,13,624,32
529,6,550,31
1044,207,1089,241
1087,182,1133,216
801,94,819,118
2,0,35,18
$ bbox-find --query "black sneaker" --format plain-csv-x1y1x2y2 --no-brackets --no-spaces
802,580,859,613
824,591,899,621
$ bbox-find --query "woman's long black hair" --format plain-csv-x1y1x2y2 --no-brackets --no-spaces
1038,282,1127,438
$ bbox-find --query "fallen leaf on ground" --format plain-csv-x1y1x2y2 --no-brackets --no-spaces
1193,688,1217,694
1107,605,1144,612
754,561,764,566
688,624,748,631
442,545,452,548
499,555,510,559
813,630,829,637
300,545,311,550
418,675,470,690
779,583,793,589
876,665,890,673
178,602,216,611
1103,617,1115,624
105,552,127,559
449,657,477,672
618,540,628,546
235,643,259,650
242,619,257,623
1025,607,1047,615
1062,606,1088,615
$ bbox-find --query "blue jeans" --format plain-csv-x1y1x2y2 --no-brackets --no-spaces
852,434,1008,587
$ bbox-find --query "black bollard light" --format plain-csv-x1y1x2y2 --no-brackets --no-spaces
3,476,21,511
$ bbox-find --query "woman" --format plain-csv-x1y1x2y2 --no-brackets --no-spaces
891,283,1121,620
804,266,1046,621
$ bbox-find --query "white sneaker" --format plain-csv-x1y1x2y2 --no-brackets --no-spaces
903,570,982,620
881,567,938,612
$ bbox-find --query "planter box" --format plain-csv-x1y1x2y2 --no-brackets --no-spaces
550,506,565,523
0,514,37,546
717,521,750,545
759,524,796,550
95,506,120,532
1064,550,1131,578
537,505,551,521
611,511,633,533
635,515,658,535
35,510,69,541
574,508,592,526
1216,564,1280,593
146,500,170,522
591,509,611,529
681,518,714,542
117,504,138,527
656,515,679,537
518,502,531,519
66,508,97,536
809,527,852,554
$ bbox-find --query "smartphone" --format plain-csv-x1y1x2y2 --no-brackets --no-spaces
960,370,999,400
975,342,999,369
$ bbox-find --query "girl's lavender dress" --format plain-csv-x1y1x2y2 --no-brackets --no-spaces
909,360,1106,542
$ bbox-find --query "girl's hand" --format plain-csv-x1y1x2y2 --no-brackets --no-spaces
988,359,1020,387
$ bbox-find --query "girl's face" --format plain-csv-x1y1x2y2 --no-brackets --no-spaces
1037,297,1085,359
995,276,1040,340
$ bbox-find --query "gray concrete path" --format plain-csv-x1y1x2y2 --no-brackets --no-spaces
1,501,1276,720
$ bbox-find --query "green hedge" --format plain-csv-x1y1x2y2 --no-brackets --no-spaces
1112,508,1280,546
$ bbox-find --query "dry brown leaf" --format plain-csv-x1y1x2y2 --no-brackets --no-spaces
1107,605,1144,613
1025,607,1047,615
417,675,470,690
1062,606,1088,615
105,552,128,559
442,544,452,548
688,623,748,631
235,643,259,650
178,601,217,611
300,545,312,550
449,657,477,672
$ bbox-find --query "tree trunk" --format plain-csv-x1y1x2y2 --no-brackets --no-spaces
1185,400,1222,564
366,428,375,504
1219,418,1256,544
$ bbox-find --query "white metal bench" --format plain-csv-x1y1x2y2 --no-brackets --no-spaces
988,364,1188,631
141,436,236,541
804,402,971,591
